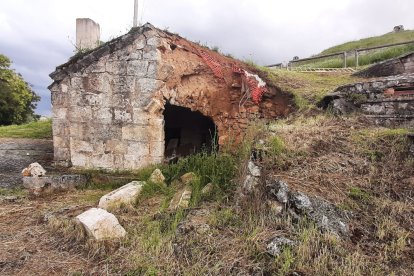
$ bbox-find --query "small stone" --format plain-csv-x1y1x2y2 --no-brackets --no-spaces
21,162,46,177
180,172,197,185
290,192,313,212
98,181,145,210
267,237,295,257
201,183,214,195
267,200,283,215
243,175,259,193
178,188,192,208
247,161,261,177
149,169,165,184
76,208,126,240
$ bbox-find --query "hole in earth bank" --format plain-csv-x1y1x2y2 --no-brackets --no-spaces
163,103,218,159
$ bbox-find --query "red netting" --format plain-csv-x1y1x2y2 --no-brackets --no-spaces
197,49,224,79
232,63,267,104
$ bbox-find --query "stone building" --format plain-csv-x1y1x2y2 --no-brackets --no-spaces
49,23,293,170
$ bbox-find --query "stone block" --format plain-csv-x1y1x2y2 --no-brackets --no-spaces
76,208,126,240
122,125,149,141
23,174,88,195
127,141,150,156
126,60,148,76
114,109,133,123
98,181,145,210
93,108,113,124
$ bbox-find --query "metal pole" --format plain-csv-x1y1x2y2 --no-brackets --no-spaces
133,0,138,27
355,50,359,68
343,52,347,68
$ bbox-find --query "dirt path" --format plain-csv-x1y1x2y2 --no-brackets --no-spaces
0,138,53,188
0,191,106,275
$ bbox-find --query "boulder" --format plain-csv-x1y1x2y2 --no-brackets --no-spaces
76,208,126,240
149,168,165,184
98,181,145,210
267,237,296,256
180,172,197,185
21,162,46,177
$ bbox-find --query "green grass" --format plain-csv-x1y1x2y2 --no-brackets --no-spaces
0,119,52,139
259,67,360,109
321,30,414,54
293,30,414,68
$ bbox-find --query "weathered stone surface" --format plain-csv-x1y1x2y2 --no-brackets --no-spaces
290,192,313,213
49,23,294,171
98,181,145,210
266,237,296,256
22,162,46,177
201,183,214,195
354,52,414,78
266,177,350,237
149,168,165,184
76,208,126,240
176,209,210,235
178,188,192,208
169,187,192,210
267,179,289,204
180,172,197,185
321,74,414,126
23,174,87,195
247,161,261,177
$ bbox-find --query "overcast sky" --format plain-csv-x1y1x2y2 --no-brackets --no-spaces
1,0,413,116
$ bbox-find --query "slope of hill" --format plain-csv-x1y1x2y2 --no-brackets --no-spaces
321,30,414,54
295,30,414,68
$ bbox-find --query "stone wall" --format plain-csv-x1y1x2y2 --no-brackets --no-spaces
50,25,165,169
50,24,294,170
321,74,414,126
354,52,414,78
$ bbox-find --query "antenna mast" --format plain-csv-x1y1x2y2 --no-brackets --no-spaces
133,0,138,27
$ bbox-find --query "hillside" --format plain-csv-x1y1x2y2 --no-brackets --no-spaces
321,29,414,54
295,29,414,68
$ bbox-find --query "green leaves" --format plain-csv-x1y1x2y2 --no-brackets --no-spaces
0,54,40,125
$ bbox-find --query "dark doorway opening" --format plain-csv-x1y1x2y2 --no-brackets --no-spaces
163,104,218,158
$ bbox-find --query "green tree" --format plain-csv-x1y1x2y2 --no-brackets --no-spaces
0,54,40,125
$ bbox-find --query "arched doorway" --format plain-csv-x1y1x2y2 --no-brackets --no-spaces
163,103,218,158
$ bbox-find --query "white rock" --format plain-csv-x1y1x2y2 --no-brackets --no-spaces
98,181,145,210
76,208,126,240
149,168,165,184
267,237,295,256
22,162,46,177
248,161,261,177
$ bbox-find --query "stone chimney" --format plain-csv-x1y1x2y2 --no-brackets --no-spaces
76,18,100,50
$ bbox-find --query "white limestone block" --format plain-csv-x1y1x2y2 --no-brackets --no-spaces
76,208,126,240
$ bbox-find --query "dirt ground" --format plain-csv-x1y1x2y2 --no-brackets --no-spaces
0,138,53,188
0,190,107,275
